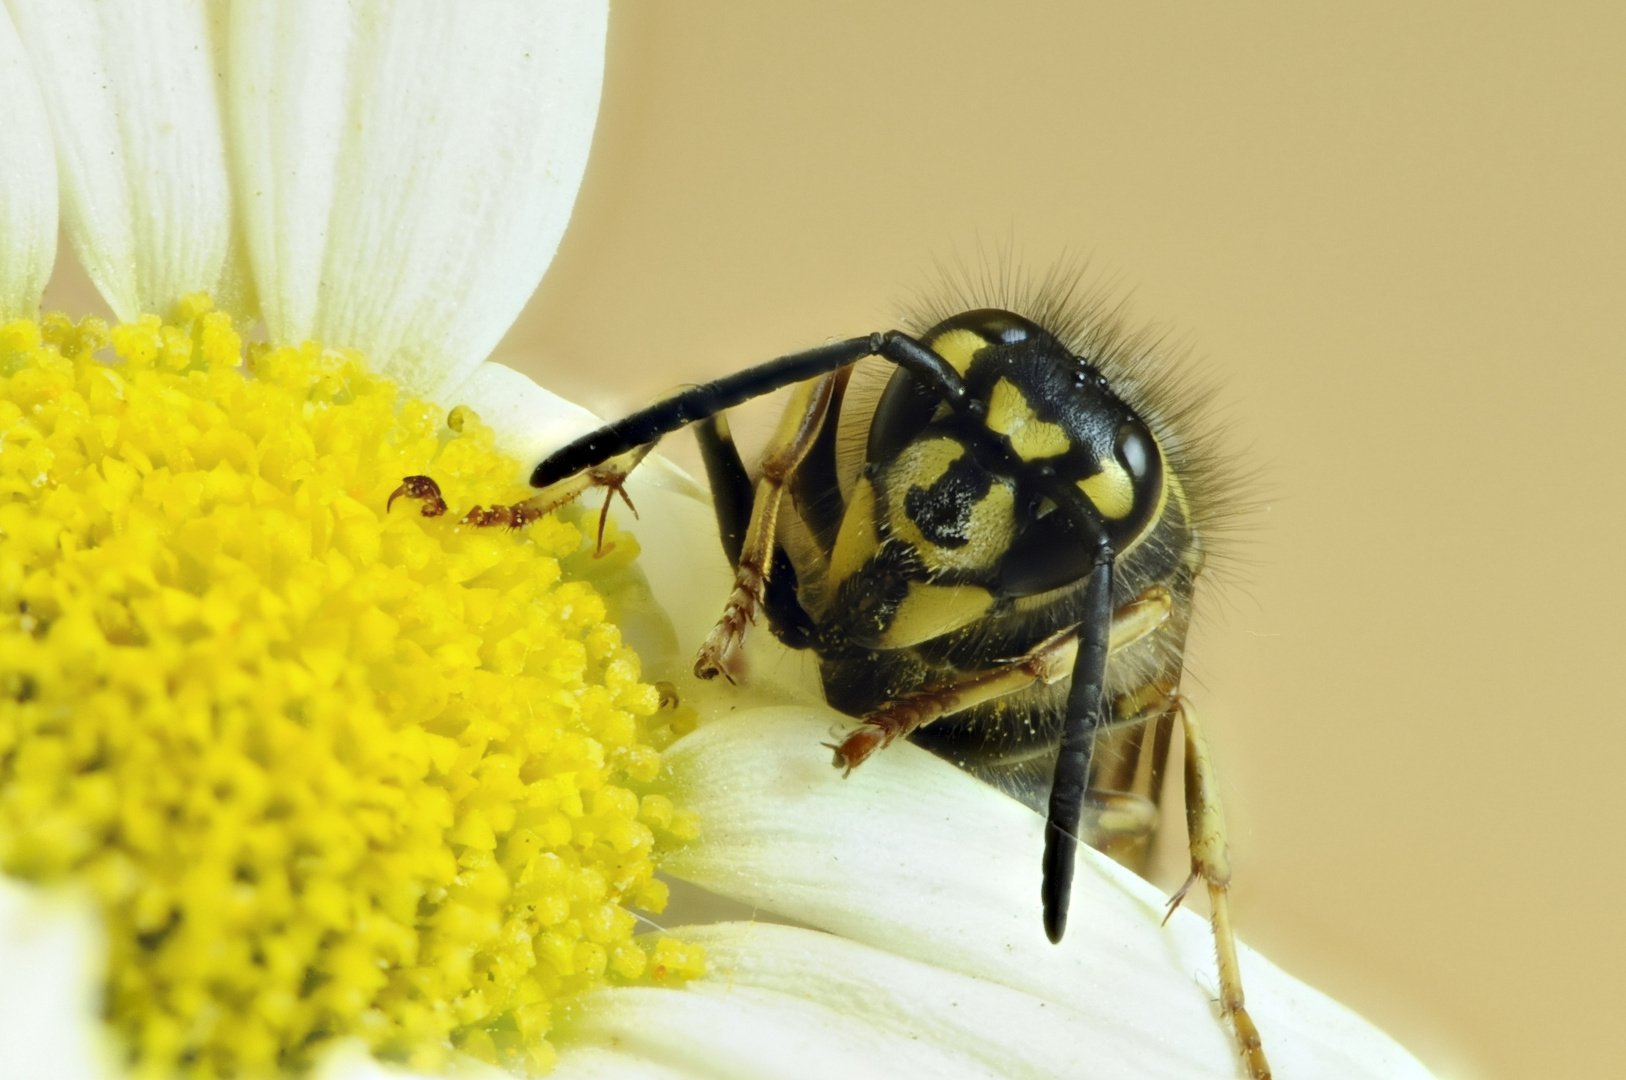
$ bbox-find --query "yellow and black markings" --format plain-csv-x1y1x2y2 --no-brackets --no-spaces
395,284,1268,1079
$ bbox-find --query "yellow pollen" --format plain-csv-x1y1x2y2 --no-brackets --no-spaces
0,298,703,1078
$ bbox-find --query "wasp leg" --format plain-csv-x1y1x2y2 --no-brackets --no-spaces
832,585,1171,768
392,442,655,544
695,413,818,649
1167,696,1271,1080
694,413,754,567
502,442,655,538
388,475,449,517
831,624,1079,769
694,372,842,681
789,365,853,555
1090,681,1180,873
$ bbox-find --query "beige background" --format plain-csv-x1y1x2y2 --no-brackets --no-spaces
497,5,1625,1079
35,3,1621,1078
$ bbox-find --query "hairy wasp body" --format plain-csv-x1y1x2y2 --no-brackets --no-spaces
393,287,1269,1078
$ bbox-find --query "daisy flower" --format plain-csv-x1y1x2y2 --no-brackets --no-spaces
0,2,1440,1079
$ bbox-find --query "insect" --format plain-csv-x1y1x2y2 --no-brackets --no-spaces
391,277,1267,1079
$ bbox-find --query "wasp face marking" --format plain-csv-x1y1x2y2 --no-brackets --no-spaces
987,377,1072,460
513,286,1264,1078
1078,460,1134,520
887,438,1017,572
926,327,988,375
880,582,996,648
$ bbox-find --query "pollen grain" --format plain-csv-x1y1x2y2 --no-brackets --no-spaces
0,299,698,1078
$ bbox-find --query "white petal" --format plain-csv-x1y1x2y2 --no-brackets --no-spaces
8,0,234,321
449,359,625,478
0,878,110,1080
0,7,56,320
659,709,1435,1080
613,480,737,659
553,1046,707,1080
559,984,1014,1080
648,921,1227,1080
223,0,349,346
227,0,606,399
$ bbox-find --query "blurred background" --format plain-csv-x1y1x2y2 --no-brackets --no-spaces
37,3,1622,1078
499,5,1625,1078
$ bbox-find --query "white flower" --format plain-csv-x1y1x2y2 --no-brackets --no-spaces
0,2,1436,1079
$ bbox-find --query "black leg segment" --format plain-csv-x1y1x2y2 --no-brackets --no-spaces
693,415,753,568
764,546,818,649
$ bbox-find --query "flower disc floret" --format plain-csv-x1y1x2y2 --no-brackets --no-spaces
0,298,698,1078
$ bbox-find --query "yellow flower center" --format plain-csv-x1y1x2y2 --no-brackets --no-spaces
0,297,702,1078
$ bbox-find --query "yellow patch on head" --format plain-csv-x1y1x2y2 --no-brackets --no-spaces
885,437,1010,567
986,378,1071,460
926,327,989,374
885,439,1016,573
1079,460,1135,520
878,583,995,647
887,435,964,493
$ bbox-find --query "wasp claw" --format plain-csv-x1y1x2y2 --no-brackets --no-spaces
821,742,857,775
389,475,447,517
692,646,740,684
830,726,885,772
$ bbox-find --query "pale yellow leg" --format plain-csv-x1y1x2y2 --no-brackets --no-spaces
830,623,1081,768
1168,697,1271,1080
694,372,841,682
390,442,656,536
831,585,1174,768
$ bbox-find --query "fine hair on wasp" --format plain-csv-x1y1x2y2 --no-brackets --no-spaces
389,258,1270,1079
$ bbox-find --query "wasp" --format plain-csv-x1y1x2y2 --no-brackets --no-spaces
392,279,1267,1078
